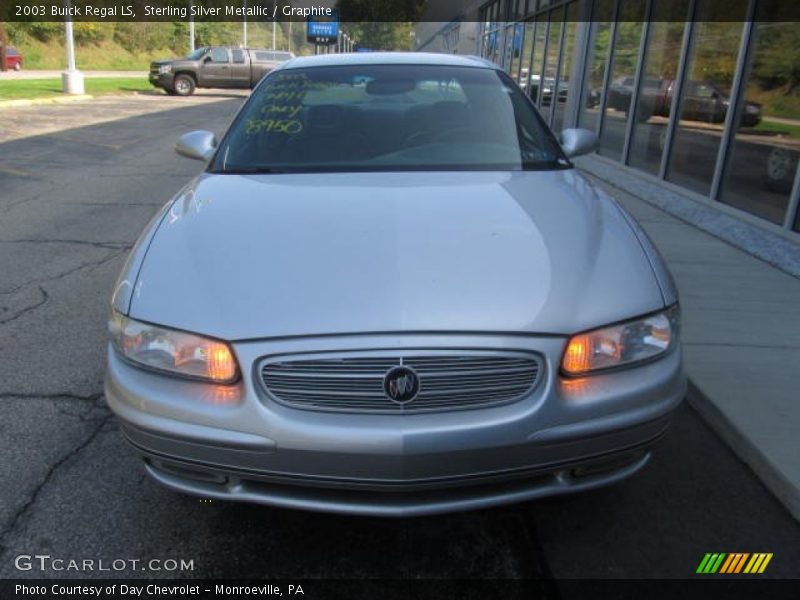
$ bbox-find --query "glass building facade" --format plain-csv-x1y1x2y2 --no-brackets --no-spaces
419,0,800,237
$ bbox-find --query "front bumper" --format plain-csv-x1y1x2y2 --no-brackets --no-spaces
105,333,685,516
149,72,174,89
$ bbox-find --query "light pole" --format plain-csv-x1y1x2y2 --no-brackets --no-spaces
189,0,195,53
62,0,84,94
272,19,276,50
243,0,248,47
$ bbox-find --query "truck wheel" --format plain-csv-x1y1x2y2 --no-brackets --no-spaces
14,62,21,71
173,75,195,97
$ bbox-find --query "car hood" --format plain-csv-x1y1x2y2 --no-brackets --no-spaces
152,59,195,67
128,171,665,340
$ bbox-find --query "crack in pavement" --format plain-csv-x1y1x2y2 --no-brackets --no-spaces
0,391,105,402
0,286,48,324
68,202,164,207
0,248,127,297
0,239,133,250
0,188,53,214
0,391,110,422
0,413,114,541
55,403,112,423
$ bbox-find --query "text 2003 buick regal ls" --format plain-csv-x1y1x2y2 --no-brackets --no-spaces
106,53,685,516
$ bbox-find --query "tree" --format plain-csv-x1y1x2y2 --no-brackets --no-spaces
753,23,800,95
334,0,423,51
336,0,426,22
342,22,414,51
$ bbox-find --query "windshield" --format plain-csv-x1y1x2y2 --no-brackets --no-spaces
213,64,567,173
187,47,209,60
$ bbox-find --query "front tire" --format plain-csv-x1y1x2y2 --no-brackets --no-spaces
764,147,798,192
173,74,196,97
13,62,21,71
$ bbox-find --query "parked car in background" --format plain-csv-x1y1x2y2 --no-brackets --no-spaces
149,46,294,96
607,76,664,112
608,76,761,126
5,46,23,71
638,79,761,127
520,74,599,110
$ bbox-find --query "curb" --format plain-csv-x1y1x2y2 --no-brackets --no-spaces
0,94,94,108
686,380,800,522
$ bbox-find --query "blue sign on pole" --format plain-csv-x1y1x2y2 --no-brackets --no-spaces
513,23,524,51
307,12,339,45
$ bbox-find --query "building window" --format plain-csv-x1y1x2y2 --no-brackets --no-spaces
719,5,800,225
539,8,564,124
598,0,646,161
794,203,800,232
552,2,579,132
509,22,526,80
577,0,614,133
518,19,536,91
665,1,748,196
529,17,547,104
626,0,690,176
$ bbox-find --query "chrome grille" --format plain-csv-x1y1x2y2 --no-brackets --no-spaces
260,352,541,413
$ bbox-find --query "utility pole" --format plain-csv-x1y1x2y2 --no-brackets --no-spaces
243,0,248,47
189,0,195,53
62,0,84,94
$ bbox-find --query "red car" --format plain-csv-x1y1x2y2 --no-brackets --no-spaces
5,47,22,71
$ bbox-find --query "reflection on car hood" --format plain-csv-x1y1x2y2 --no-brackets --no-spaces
129,171,664,340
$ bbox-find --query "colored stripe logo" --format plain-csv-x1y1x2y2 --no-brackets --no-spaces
696,553,773,574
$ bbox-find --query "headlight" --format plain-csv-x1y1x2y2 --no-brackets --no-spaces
109,312,239,383
159,65,172,74
561,305,679,376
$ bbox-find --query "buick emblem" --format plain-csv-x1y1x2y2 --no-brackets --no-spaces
384,366,419,404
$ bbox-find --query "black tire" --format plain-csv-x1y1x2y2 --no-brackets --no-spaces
764,147,798,193
173,74,196,97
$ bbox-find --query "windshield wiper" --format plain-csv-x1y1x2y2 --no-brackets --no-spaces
213,167,290,174
521,158,570,170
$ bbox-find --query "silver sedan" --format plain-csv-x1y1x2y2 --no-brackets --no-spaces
105,52,685,516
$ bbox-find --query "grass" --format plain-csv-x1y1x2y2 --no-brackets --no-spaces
0,77,152,101
752,119,800,140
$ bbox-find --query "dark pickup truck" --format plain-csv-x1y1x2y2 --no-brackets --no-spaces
623,78,762,127
149,46,294,96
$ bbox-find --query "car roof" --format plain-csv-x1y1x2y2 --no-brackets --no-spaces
279,52,499,71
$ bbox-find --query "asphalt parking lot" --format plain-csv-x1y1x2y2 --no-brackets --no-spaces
0,93,798,587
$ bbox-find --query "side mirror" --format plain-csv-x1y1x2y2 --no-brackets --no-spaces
203,55,212,63
175,130,217,161
559,128,598,158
